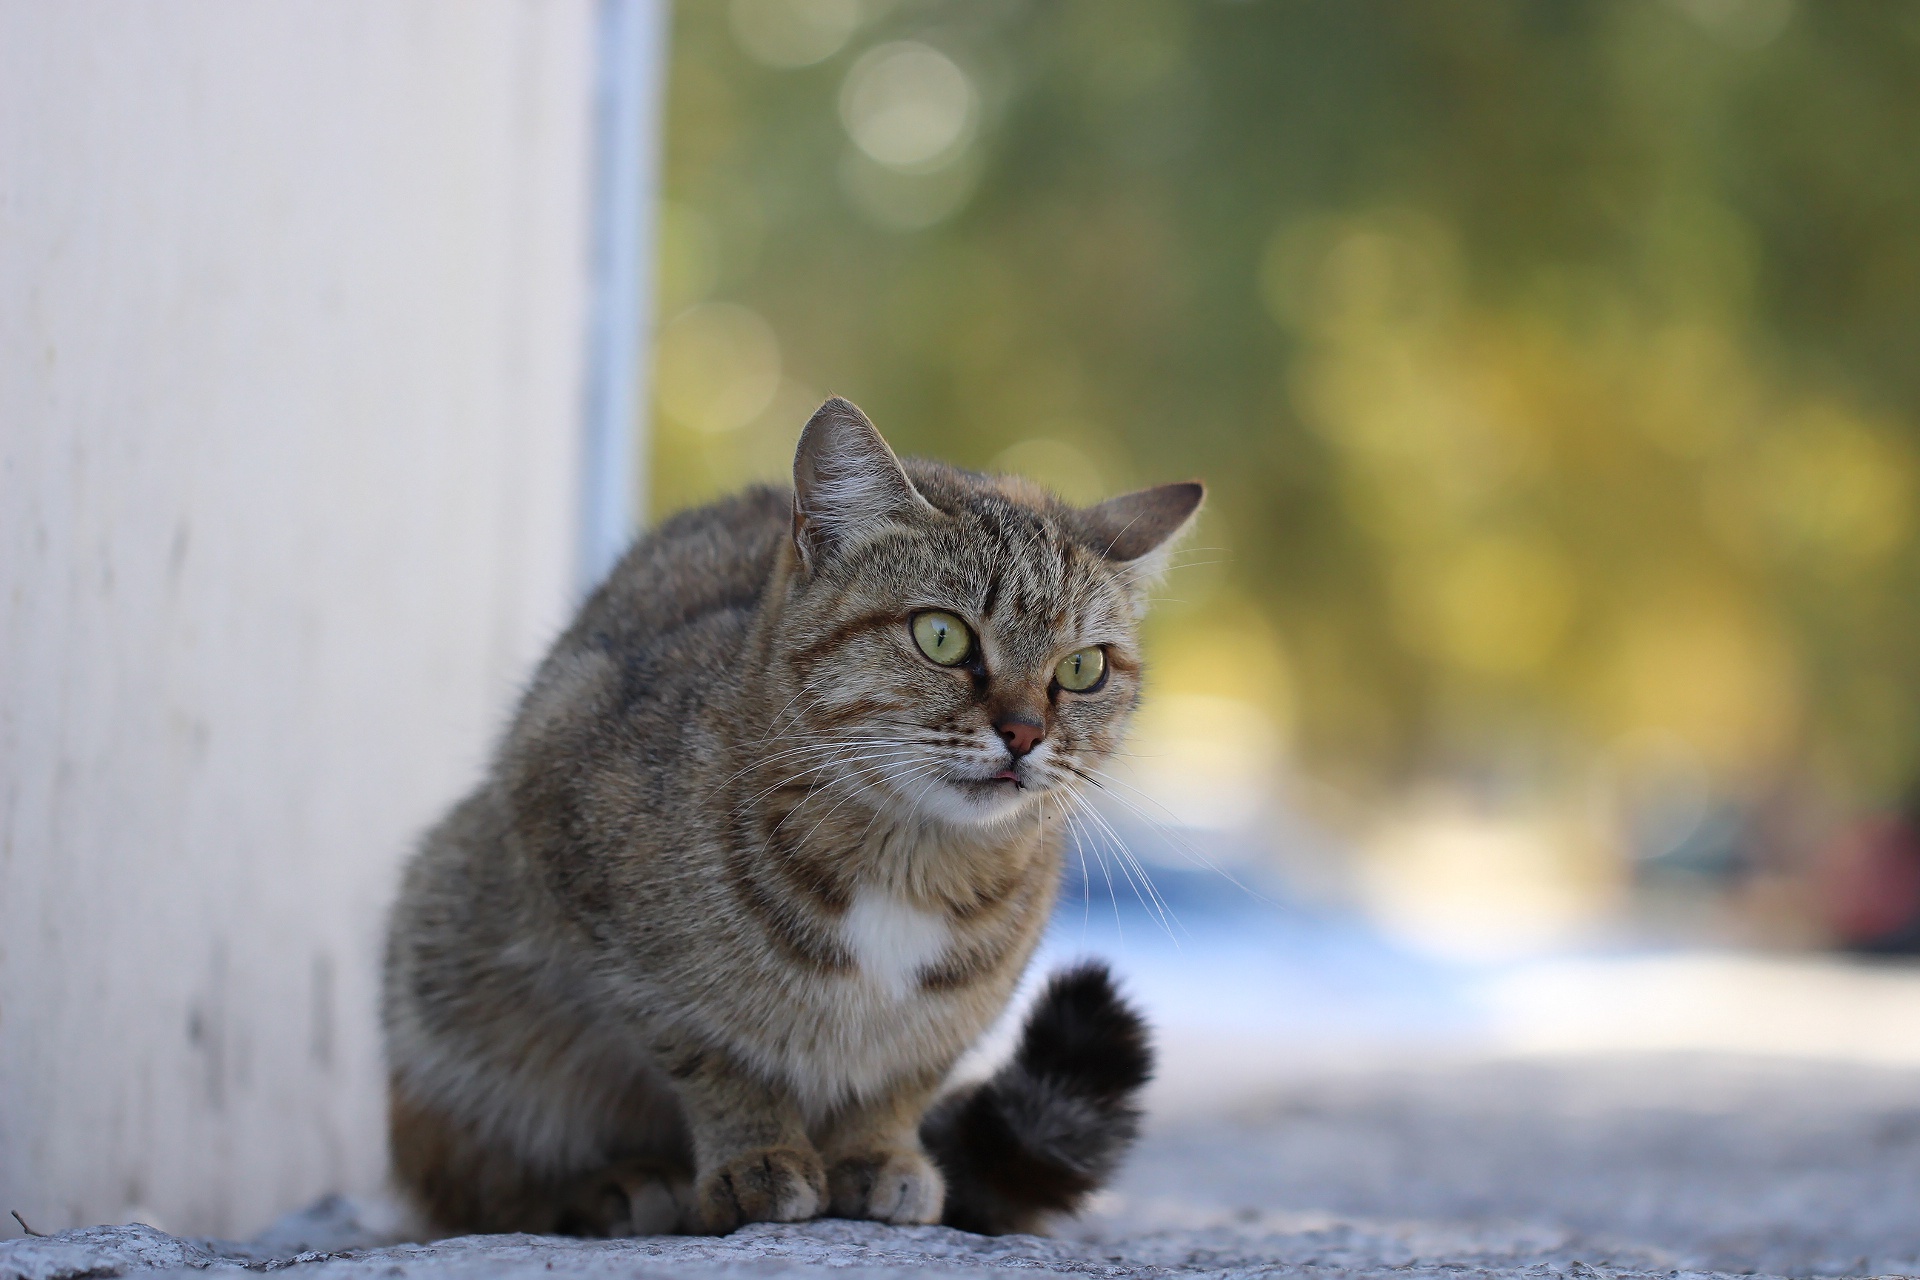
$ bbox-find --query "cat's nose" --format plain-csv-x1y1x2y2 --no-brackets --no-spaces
995,717,1045,758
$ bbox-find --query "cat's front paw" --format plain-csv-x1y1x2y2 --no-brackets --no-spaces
827,1147,945,1224
697,1146,825,1233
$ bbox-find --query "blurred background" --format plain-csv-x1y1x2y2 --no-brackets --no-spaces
8,0,1920,1245
652,0,1920,942
649,0,1920,1089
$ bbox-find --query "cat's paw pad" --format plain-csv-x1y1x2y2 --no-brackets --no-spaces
697,1146,825,1233
827,1147,945,1224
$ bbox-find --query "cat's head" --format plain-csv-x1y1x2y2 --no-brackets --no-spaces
767,397,1201,828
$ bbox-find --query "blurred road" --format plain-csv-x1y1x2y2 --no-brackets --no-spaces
1043,839,1920,1276
1095,1053,1920,1277
1029,833,1920,1082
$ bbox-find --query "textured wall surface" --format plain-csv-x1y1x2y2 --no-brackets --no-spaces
0,0,598,1237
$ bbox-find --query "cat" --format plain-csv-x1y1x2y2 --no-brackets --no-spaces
381,397,1200,1237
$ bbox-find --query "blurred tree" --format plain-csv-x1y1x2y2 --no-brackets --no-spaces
649,0,1920,817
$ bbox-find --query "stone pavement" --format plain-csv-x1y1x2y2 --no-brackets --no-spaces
7,1053,1919,1280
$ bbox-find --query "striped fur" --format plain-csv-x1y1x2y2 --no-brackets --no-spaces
382,398,1199,1236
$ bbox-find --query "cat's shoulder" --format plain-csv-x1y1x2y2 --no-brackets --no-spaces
565,484,792,656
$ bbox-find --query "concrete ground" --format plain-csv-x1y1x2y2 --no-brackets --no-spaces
1102,1052,1920,1277
8,1049,1919,1280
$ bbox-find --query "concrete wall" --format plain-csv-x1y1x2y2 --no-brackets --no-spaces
0,0,638,1237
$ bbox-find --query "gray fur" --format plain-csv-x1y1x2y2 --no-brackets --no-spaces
381,398,1201,1235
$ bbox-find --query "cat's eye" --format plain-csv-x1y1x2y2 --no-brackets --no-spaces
1054,646,1106,692
912,611,973,666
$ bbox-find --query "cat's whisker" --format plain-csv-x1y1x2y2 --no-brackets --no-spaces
901,762,956,817
1155,546,1230,566
1075,761,1281,909
784,755,949,848
1067,802,1098,940
1059,787,1181,942
1059,798,1129,940
751,673,845,745
719,743,926,812
1054,794,1097,940
1058,759,1222,917
849,765,919,847
716,731,918,782
763,747,929,808
715,738,908,794
1091,817,1183,943
764,745,940,819
703,729,890,790
727,747,933,823
731,674,906,768
725,688,987,792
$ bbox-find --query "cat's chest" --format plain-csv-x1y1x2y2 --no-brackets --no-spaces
752,883,1045,1115
778,890,976,1115
839,889,951,998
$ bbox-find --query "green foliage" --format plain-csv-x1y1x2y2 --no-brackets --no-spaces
651,0,1920,802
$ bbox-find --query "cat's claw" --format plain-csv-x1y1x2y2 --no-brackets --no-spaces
827,1148,945,1225
698,1146,825,1233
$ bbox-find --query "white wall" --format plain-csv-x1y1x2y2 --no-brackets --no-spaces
0,1,621,1237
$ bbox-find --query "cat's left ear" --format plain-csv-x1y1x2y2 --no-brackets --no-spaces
791,396,935,570
1079,481,1205,582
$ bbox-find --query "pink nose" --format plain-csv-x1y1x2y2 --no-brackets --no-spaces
996,718,1044,758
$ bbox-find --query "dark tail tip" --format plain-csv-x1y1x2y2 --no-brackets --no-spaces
923,961,1154,1236
1016,961,1154,1101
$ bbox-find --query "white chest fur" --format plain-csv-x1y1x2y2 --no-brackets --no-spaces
841,890,951,998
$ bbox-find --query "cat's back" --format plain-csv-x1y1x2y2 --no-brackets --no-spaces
481,485,792,899
564,484,790,664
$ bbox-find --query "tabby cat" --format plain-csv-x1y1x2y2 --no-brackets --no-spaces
382,398,1200,1236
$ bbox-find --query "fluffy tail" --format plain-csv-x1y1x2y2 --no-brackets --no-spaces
921,961,1153,1235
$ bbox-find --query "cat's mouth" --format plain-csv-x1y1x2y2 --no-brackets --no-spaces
951,768,1025,795
914,765,1045,824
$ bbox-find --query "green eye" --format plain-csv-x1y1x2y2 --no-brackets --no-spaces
1055,646,1106,692
912,611,973,666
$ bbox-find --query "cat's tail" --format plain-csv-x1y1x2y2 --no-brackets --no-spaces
920,961,1154,1236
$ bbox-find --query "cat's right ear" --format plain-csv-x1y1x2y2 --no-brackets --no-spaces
791,397,934,570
